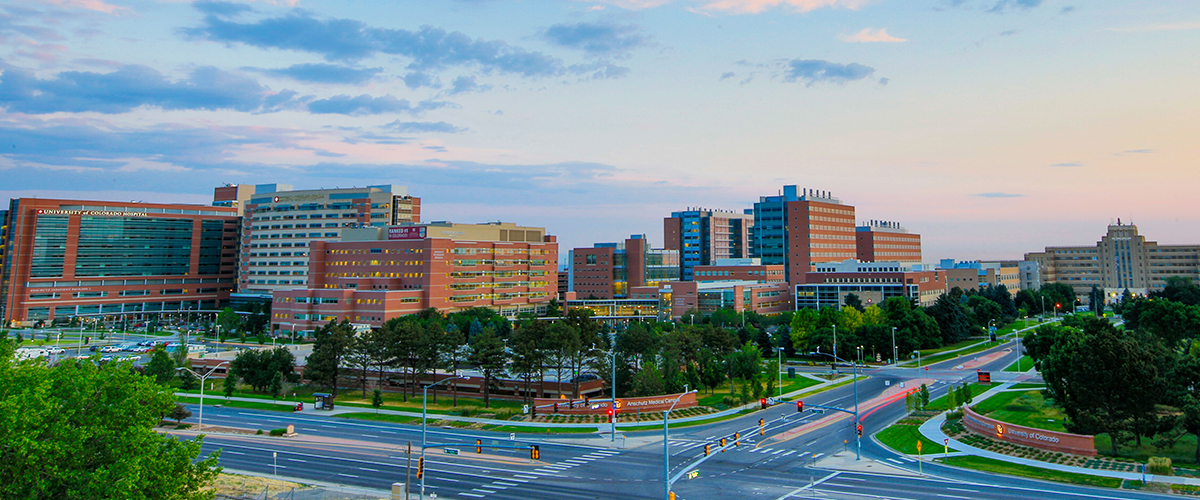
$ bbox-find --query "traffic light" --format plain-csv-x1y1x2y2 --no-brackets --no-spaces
531,445,540,460
84,336,89,345
554,403,559,414
759,418,765,436
532,404,537,417
734,432,740,446
417,457,424,479
705,444,710,456
720,437,726,451
856,424,863,437
797,401,804,412
607,407,614,422
476,439,482,454
669,492,676,500
760,398,767,410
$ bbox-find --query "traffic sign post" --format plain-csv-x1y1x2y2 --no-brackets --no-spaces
444,448,459,456
944,438,949,458
916,440,923,475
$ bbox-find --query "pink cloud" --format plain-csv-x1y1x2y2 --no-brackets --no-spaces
700,0,869,13
839,28,907,43
43,0,133,15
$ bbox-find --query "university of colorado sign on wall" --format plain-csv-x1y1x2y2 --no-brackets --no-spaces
962,406,1096,456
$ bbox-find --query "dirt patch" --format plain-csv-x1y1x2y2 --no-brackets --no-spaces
209,473,390,500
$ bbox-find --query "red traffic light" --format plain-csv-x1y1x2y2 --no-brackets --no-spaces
760,398,767,409
797,401,804,412
856,424,863,437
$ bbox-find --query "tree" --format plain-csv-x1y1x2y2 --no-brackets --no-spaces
268,371,283,402
468,329,508,408
966,295,1002,329
1152,276,1200,306
1089,285,1105,316
304,320,354,397
144,348,175,385
372,389,384,412
844,293,865,312
216,307,241,337
222,371,237,399
919,383,930,410
1028,317,1168,454
230,347,297,393
168,403,193,425
927,289,973,345
0,344,221,499
862,305,887,326
790,308,819,353
171,343,189,367
178,369,199,391
631,361,665,397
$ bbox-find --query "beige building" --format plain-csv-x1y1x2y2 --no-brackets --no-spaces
1024,222,1200,296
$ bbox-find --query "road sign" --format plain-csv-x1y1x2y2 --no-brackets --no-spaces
444,448,460,455
916,440,923,453
510,433,516,441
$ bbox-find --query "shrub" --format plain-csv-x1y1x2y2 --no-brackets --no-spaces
269,428,287,437
1149,457,1173,476
721,396,738,407
494,407,516,420
256,429,264,435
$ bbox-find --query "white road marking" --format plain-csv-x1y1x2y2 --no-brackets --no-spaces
359,467,378,472
936,495,971,500
493,481,519,487
947,488,978,493
459,493,484,498
337,473,358,478
782,451,796,457
473,489,496,494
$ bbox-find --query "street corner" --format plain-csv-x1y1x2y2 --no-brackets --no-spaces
814,451,924,477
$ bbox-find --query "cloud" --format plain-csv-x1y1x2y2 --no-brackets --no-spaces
839,28,907,43
381,121,465,133
973,192,1024,198
402,71,439,89
1107,22,1200,33
1115,149,1155,155
306,94,452,116
182,8,567,77
0,64,292,114
542,22,649,57
261,63,382,84
878,77,889,85
780,59,875,86
699,0,869,14
1051,162,1082,167
720,71,735,80
448,75,492,94
42,0,132,15
192,1,254,17
987,0,1042,12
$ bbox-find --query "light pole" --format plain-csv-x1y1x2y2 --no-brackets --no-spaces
421,375,465,500
832,325,837,365
777,344,783,399
810,351,859,460
664,389,698,500
610,332,617,442
891,327,897,366
175,361,229,432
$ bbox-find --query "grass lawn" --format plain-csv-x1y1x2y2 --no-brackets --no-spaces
697,376,820,407
939,455,1122,488
175,395,295,413
332,413,420,424
1093,433,1200,465
971,390,1067,432
924,383,992,412
1010,383,1046,390
1003,356,1033,372
876,423,954,455
484,425,597,434
178,384,523,415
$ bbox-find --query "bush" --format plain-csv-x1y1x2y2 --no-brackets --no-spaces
269,428,287,437
721,396,738,407
256,429,264,435
493,407,516,420
1149,456,1172,476
458,406,478,417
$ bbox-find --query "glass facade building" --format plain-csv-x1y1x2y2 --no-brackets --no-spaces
0,199,239,325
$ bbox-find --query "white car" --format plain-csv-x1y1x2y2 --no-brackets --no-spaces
46,347,66,355
100,346,122,353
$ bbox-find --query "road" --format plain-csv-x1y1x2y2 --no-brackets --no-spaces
182,334,1172,500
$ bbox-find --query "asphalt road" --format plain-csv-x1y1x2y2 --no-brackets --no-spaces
182,335,1173,500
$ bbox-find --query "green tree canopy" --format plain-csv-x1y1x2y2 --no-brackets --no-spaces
0,345,221,499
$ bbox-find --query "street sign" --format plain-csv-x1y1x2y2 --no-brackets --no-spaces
812,409,825,414
978,371,992,384
916,440,923,453
510,433,516,441
444,448,460,455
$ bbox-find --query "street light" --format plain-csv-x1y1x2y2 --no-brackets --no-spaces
175,361,230,432
421,375,465,500
664,389,699,500
891,327,897,366
609,332,618,442
809,351,860,460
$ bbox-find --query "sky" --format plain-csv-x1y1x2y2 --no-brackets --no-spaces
0,0,1197,264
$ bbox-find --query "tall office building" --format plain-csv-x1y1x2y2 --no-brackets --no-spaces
0,199,239,325
663,208,753,281
855,220,922,263
218,184,421,296
568,235,680,299
751,186,856,285
1025,221,1200,296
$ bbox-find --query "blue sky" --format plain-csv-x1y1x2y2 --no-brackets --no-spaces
1,0,1197,261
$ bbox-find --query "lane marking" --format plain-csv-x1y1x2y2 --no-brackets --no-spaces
459,494,484,498
359,467,379,472
946,488,978,493
493,481,519,487
774,472,841,500
472,489,496,494
337,473,358,478
936,495,971,500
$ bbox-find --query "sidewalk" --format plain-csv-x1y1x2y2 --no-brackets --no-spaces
174,371,854,433
916,381,1200,487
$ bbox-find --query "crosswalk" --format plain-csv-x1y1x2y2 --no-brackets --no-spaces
459,449,621,499
667,439,802,458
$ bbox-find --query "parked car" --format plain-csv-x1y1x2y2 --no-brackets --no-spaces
100,346,122,353
46,347,66,355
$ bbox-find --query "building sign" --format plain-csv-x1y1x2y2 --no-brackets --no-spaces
272,194,326,203
978,371,992,384
37,209,148,218
962,407,1096,456
532,392,698,415
388,226,427,240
